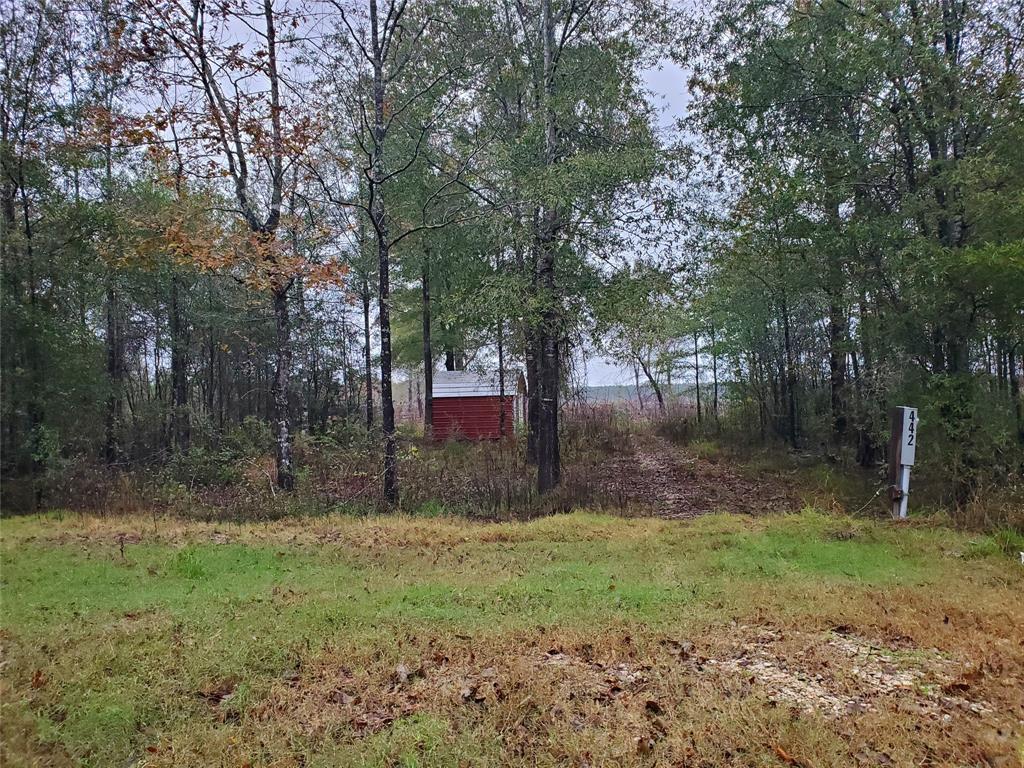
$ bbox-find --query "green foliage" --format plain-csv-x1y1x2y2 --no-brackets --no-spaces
682,0,1024,506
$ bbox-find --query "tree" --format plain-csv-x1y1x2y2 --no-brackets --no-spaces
593,261,684,412
128,0,334,489
313,0,485,503
474,0,671,493
687,0,1024,502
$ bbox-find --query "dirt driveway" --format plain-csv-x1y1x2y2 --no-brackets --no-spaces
595,436,798,518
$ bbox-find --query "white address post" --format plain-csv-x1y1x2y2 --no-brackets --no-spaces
888,406,918,519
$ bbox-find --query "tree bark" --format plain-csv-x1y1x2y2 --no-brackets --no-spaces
525,326,540,464
104,282,123,466
272,284,295,490
637,356,664,411
362,276,374,430
536,291,560,493
828,300,848,446
781,293,798,448
693,333,702,424
169,275,190,452
422,252,433,434
710,324,719,426
536,0,561,495
1010,343,1022,441
498,320,507,437
369,0,398,504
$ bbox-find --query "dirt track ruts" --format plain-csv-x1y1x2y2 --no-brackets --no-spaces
596,436,798,518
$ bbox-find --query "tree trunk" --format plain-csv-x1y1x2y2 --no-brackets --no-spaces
104,282,123,466
217,338,225,430
638,356,664,411
377,231,398,504
498,319,507,437
711,325,720,427
781,294,798,448
443,348,465,371
536,0,561,495
1010,343,1022,441
693,333,702,424
370,0,398,504
422,253,433,434
169,275,190,452
362,276,374,430
536,293,560,494
827,300,848,447
272,284,295,490
525,327,539,464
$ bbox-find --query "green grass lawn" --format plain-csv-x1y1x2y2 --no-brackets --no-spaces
2,509,1022,767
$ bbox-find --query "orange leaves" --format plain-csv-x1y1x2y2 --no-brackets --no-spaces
773,744,813,767
304,259,350,288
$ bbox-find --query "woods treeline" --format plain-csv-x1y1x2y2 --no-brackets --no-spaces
1,0,1021,515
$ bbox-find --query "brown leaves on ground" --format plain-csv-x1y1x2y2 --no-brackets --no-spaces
597,436,797,517
247,622,1021,767
196,676,238,707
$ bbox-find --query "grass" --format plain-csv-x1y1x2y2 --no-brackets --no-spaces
2,509,1022,767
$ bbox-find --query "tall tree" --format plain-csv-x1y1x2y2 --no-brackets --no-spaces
129,0,328,489
475,0,670,493
315,0,484,503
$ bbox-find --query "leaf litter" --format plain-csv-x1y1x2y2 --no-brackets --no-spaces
597,436,796,518
255,623,1015,764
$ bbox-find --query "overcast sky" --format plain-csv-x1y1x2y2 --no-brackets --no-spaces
584,58,691,387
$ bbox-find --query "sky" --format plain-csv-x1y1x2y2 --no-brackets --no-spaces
583,58,692,387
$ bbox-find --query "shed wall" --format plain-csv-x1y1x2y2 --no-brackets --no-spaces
431,395,515,441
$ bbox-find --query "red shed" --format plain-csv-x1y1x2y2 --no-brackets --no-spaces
431,371,516,441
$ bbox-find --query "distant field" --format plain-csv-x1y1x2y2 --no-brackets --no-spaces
2,510,1022,767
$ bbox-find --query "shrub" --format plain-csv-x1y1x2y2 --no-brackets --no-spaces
653,402,696,445
562,404,632,456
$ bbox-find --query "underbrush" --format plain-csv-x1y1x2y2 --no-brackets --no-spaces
3,406,1021,533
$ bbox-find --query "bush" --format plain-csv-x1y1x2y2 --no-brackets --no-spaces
167,446,243,486
907,374,1024,513
653,402,696,445
562,404,633,456
220,417,274,458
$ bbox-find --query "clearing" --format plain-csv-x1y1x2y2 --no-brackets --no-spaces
595,435,796,518
2,500,1022,767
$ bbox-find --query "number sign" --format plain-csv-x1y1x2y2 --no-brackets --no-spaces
894,406,917,466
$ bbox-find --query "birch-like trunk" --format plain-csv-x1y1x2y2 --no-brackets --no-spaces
272,285,295,490
536,0,561,494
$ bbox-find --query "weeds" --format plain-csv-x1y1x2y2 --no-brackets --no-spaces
4,408,1020,532
2,510,1022,767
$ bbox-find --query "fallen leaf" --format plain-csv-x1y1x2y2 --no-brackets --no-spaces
773,744,811,767
197,677,238,706
635,735,656,754
664,638,695,660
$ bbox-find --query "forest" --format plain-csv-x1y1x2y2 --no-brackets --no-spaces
3,1,1024,765
2,0,1022,519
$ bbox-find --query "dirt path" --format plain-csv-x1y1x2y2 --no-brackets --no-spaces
596,436,797,518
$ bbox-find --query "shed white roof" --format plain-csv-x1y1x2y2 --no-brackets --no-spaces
433,370,516,398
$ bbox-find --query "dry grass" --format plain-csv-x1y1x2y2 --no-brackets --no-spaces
2,510,1022,767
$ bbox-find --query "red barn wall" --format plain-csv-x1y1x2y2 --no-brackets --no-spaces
432,396,515,441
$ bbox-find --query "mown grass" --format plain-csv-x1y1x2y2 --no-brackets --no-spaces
2,509,1022,767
